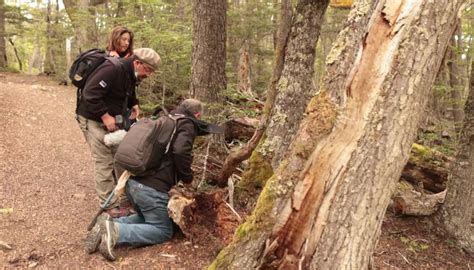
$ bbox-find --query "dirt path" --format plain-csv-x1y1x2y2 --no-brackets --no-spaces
0,73,214,268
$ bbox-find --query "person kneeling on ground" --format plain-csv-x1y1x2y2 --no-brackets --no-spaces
86,98,205,261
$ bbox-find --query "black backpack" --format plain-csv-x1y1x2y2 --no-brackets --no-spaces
70,48,127,114
69,48,116,89
114,113,189,176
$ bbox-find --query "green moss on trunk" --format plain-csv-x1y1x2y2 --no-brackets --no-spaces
238,150,274,191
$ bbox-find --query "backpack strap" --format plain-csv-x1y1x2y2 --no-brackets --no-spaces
164,114,188,154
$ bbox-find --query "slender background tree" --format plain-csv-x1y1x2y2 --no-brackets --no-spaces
0,0,7,68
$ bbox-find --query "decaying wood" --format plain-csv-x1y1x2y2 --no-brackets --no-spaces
402,163,446,193
223,117,259,141
167,186,240,243
393,189,447,216
401,143,454,193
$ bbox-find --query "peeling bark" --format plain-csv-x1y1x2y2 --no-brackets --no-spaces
211,0,464,268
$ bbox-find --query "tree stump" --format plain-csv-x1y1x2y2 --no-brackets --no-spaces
168,187,240,244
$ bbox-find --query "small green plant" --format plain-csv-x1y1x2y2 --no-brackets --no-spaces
400,236,430,253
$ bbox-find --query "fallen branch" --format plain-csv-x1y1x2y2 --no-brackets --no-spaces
217,126,265,187
392,189,447,216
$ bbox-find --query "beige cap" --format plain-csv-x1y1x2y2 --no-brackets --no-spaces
133,48,161,70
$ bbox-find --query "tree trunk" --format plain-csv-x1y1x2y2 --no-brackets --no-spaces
44,0,57,76
218,0,292,188
7,38,21,71
435,60,474,254
190,0,227,105
236,0,326,191
237,40,253,97
447,21,465,133
426,51,449,125
63,0,99,53
0,0,7,68
29,34,42,74
116,0,127,17
210,0,464,269
261,0,329,169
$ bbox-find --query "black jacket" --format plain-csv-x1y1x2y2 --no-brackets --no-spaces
76,58,138,122
135,108,198,193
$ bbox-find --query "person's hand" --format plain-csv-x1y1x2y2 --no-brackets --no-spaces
130,105,140,120
101,113,117,132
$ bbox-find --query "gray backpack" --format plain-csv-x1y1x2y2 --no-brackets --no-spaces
114,114,187,176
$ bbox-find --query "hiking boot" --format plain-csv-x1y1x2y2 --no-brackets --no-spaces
84,213,111,254
99,219,119,261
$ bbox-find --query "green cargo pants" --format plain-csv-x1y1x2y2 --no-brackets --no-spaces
76,114,119,207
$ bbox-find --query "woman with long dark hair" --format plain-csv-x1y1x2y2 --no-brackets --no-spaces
106,26,134,58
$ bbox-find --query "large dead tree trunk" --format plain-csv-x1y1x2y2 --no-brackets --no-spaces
435,60,474,254
210,0,464,269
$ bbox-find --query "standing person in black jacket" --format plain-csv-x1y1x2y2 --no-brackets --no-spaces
85,99,203,261
76,48,160,217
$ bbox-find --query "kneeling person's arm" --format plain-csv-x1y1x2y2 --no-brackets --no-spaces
172,120,197,184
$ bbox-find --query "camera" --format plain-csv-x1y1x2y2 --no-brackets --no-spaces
115,112,137,131
115,115,132,131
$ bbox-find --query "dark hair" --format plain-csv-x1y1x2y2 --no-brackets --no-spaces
106,26,134,56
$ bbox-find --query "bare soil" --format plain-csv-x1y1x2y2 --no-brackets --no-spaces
0,72,472,269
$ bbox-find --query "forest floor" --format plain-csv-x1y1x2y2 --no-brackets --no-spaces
0,72,472,269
